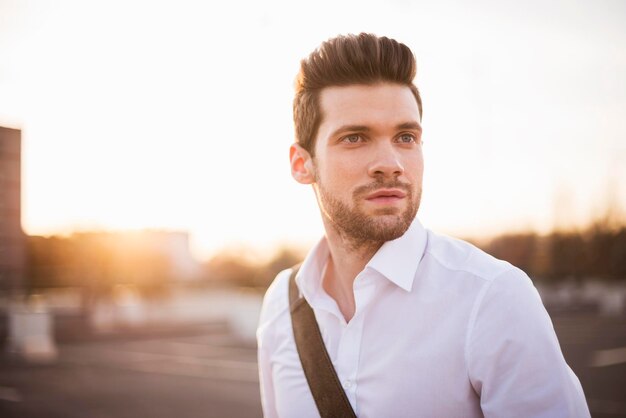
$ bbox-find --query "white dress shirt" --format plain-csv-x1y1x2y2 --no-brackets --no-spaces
257,219,590,417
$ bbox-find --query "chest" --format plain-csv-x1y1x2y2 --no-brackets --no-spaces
269,286,483,417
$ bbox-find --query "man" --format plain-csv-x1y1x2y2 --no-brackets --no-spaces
257,33,589,417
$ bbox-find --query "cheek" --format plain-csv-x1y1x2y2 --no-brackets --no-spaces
318,156,361,188
406,153,424,181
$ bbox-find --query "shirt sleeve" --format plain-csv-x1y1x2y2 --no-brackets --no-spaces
257,334,278,418
257,269,291,418
466,268,590,418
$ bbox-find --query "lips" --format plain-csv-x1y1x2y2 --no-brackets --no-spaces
365,189,407,201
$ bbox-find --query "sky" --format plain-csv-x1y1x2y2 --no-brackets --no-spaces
1,0,625,260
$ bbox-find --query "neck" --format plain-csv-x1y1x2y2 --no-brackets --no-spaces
321,221,382,322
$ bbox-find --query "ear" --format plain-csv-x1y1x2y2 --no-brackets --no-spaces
290,143,315,184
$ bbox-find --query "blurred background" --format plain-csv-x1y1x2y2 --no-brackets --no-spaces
1,0,625,417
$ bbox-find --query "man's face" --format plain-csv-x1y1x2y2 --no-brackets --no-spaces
306,82,424,246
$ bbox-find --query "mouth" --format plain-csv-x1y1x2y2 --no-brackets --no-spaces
365,188,407,204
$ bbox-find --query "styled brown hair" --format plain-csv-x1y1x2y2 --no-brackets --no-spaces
293,33,423,155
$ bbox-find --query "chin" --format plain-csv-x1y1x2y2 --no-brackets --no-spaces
357,214,414,243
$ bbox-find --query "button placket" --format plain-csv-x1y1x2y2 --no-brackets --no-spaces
336,293,368,408
337,323,359,403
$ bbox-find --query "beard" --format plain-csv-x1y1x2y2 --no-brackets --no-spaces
316,177,421,249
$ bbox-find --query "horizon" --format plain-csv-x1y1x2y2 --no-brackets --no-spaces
21,212,625,263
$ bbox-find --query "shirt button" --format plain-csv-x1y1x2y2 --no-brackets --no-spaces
343,380,352,389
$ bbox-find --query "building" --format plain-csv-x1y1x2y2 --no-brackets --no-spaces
0,126,25,294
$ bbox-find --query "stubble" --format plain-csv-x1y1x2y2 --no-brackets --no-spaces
316,178,420,252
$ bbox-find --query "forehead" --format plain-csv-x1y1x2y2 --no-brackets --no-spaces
318,83,421,131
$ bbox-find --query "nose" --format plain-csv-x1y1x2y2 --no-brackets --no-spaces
367,142,405,179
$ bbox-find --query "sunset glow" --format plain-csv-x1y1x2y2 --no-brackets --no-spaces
1,0,625,259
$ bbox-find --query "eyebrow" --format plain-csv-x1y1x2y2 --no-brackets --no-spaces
330,121,422,138
330,125,371,137
396,121,423,133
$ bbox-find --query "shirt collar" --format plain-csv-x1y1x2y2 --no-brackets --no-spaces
366,218,427,292
295,237,329,302
297,218,428,299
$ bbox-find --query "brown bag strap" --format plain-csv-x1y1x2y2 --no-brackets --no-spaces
289,265,357,418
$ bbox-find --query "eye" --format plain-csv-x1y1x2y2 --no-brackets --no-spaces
397,133,417,144
341,134,363,144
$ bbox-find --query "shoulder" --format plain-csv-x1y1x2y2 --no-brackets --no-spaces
423,229,517,284
256,267,293,342
421,229,541,320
